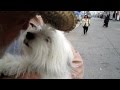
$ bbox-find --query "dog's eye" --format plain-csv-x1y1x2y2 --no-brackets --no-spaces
30,23,36,28
45,37,51,43
45,39,49,42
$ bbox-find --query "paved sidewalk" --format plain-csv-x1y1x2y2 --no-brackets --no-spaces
66,18,120,79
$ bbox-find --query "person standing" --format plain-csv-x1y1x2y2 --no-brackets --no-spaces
103,14,110,27
82,15,90,35
113,12,115,21
116,11,120,21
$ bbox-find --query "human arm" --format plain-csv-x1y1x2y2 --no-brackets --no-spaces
71,48,84,79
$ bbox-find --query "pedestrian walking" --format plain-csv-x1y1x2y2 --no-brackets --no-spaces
103,14,110,27
113,12,115,20
116,12,120,21
82,15,90,35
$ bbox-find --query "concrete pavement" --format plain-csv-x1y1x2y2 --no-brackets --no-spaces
65,18,120,79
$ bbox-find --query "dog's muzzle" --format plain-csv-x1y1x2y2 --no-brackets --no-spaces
24,32,35,47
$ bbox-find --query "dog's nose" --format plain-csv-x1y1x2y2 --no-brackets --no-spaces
26,32,35,40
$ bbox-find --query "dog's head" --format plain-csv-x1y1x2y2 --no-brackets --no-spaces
22,24,73,66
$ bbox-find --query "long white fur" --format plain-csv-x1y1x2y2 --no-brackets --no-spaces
0,24,74,79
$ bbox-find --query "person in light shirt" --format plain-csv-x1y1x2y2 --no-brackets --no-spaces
81,15,90,35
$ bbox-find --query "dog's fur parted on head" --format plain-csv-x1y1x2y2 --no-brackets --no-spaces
0,24,74,79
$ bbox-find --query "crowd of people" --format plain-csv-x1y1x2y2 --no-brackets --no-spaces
98,11,120,21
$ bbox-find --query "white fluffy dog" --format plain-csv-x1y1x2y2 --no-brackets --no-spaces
0,24,74,79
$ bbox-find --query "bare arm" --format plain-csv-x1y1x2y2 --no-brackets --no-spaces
71,48,84,79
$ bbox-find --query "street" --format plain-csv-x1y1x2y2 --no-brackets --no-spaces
65,18,120,79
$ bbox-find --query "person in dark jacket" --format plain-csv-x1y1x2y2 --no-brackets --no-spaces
103,14,110,27
113,12,115,20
